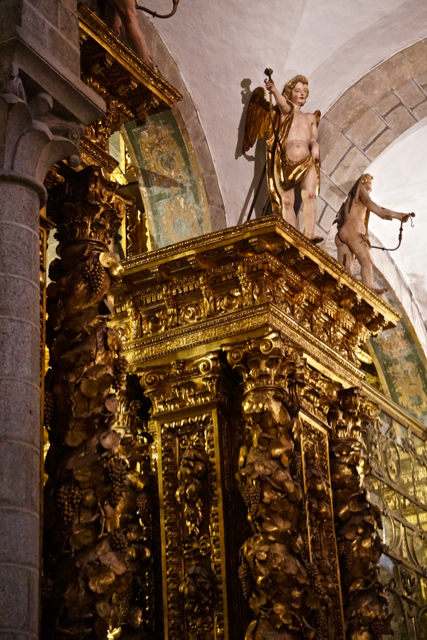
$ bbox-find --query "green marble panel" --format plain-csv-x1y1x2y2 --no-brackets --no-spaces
370,291,427,426
124,110,210,249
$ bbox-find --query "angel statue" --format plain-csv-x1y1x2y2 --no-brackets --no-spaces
334,173,412,294
243,72,323,242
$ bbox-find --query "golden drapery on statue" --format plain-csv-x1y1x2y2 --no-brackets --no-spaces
265,107,321,215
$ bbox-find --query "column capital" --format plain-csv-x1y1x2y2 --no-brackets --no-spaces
0,67,90,205
139,352,228,417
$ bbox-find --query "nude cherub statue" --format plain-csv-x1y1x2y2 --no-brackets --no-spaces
243,72,322,242
334,174,411,294
97,0,156,70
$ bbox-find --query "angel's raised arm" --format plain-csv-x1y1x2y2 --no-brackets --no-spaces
242,87,270,154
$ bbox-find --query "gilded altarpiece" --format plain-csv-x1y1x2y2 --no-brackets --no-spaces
113,217,407,639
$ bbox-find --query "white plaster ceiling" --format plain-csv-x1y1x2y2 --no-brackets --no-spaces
143,0,427,320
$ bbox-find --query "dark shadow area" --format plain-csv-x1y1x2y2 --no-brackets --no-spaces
235,77,253,161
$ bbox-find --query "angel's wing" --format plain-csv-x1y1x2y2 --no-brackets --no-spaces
242,87,270,154
314,110,321,126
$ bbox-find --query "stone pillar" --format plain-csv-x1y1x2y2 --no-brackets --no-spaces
0,76,102,639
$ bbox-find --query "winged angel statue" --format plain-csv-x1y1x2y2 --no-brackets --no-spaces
243,73,323,242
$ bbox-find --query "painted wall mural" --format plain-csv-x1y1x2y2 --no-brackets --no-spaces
371,292,427,427
124,110,210,249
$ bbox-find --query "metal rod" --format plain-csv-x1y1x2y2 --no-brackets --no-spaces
370,213,415,252
136,0,180,18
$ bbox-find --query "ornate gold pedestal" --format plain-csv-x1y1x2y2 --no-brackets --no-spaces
111,217,400,639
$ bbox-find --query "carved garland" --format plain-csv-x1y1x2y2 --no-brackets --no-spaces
42,166,149,638
328,388,392,639
226,334,344,639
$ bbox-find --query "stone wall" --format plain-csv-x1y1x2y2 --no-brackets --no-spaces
316,38,427,235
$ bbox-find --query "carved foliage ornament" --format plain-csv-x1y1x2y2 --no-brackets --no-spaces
47,164,127,248
327,388,392,639
42,167,150,638
227,334,344,639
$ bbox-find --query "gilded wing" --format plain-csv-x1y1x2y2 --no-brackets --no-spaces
242,87,270,154
314,110,321,126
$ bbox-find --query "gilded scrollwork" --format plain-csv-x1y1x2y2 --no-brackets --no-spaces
155,414,223,640
140,353,226,415
139,341,229,640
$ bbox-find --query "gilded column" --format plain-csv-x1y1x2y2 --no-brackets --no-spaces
41,166,145,638
226,332,345,640
140,353,233,640
327,389,392,639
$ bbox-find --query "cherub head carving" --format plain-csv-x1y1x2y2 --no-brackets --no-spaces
282,75,309,105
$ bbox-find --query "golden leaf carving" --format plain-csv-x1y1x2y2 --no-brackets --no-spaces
70,524,98,550
87,564,116,593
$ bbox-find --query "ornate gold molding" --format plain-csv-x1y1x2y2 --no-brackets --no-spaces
113,218,403,638
327,388,392,638
117,218,399,376
79,6,182,110
78,5,182,171
140,355,230,639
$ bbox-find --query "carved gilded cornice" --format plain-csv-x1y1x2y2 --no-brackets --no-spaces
77,5,182,179
113,218,399,383
79,6,182,111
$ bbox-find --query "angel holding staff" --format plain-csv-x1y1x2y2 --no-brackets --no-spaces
243,72,323,242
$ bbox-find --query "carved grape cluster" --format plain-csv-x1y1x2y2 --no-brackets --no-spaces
315,608,328,637
338,539,353,571
106,458,128,507
83,261,105,294
111,531,128,555
113,356,128,391
242,483,262,518
238,559,253,598
114,588,133,622
57,484,82,525
307,563,327,597
137,491,151,525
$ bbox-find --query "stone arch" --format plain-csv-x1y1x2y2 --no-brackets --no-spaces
316,38,427,235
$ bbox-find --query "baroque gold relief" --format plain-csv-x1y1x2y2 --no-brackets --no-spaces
139,121,187,186
388,361,427,416
227,335,344,639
